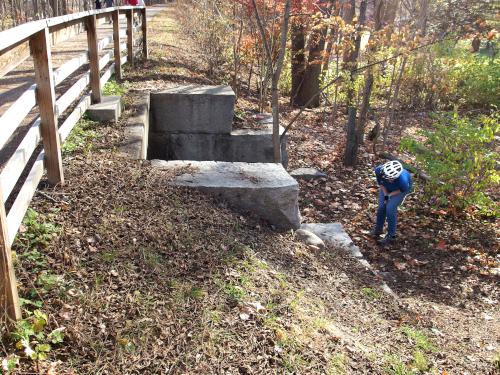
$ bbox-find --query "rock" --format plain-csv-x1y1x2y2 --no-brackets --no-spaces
300,222,363,258
152,160,301,230
289,167,327,180
295,229,325,249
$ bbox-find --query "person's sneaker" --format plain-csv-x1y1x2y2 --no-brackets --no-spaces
378,235,397,246
368,229,383,237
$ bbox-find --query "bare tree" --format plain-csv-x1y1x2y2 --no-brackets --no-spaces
251,0,291,163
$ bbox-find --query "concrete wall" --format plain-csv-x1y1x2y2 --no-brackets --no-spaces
119,91,150,160
150,85,235,134
148,125,288,166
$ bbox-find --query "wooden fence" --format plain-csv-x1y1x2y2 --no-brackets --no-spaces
0,5,150,324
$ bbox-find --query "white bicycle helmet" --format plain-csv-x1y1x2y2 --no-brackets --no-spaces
381,160,403,180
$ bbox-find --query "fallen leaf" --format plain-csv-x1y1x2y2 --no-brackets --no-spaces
394,261,407,271
436,240,446,251
239,313,250,321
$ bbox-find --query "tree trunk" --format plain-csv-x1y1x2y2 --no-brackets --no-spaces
355,0,386,144
296,18,328,108
290,22,305,106
271,0,291,162
343,0,367,166
383,0,398,25
343,106,358,166
344,0,367,107
356,70,374,143
382,57,407,150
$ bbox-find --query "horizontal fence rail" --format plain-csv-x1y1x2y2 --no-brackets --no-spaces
0,4,153,324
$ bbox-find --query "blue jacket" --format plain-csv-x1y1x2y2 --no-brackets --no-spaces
375,165,412,193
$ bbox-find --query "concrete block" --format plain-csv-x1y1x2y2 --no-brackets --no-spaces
151,160,301,230
119,92,149,159
87,95,122,122
148,124,288,166
150,85,235,134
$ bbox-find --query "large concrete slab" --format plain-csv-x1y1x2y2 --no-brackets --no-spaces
151,160,301,229
148,124,288,165
87,95,122,122
150,85,235,134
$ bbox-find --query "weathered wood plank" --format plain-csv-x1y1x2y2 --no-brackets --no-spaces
97,35,113,54
0,86,37,150
30,28,64,186
0,6,145,57
99,50,113,72
55,72,91,116
59,95,91,142
113,10,123,81
0,20,46,56
0,41,30,78
100,63,115,90
53,51,89,86
142,8,148,59
0,193,21,323
86,15,102,104
0,119,41,203
126,9,134,67
6,151,44,247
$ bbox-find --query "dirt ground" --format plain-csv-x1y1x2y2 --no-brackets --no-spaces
3,3,499,375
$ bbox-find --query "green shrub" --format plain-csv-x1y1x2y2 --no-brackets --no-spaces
103,78,128,97
451,53,500,108
401,111,499,216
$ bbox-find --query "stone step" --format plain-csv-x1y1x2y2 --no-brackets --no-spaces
150,85,235,134
300,223,363,258
151,160,301,230
148,124,288,166
87,95,122,122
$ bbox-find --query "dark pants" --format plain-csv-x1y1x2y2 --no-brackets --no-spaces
375,190,407,237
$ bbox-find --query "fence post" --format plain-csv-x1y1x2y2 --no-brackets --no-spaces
86,14,102,104
142,7,148,59
0,192,21,324
30,28,64,186
126,9,134,67
112,10,122,81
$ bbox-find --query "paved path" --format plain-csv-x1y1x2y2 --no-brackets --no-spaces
0,5,166,119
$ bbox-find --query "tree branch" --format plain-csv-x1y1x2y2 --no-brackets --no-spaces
280,33,455,142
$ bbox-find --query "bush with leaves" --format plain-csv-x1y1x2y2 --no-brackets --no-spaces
401,111,499,216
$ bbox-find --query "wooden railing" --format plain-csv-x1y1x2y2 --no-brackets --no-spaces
0,5,149,324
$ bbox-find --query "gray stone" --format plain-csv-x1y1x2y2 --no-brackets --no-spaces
295,229,325,249
119,92,149,160
151,160,301,229
150,85,235,134
148,124,288,166
87,96,122,122
300,223,363,258
289,167,327,180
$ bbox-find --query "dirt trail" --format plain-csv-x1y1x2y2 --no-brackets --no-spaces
4,4,499,374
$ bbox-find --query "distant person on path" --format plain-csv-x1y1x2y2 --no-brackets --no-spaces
370,160,412,246
95,0,102,9
105,0,114,7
